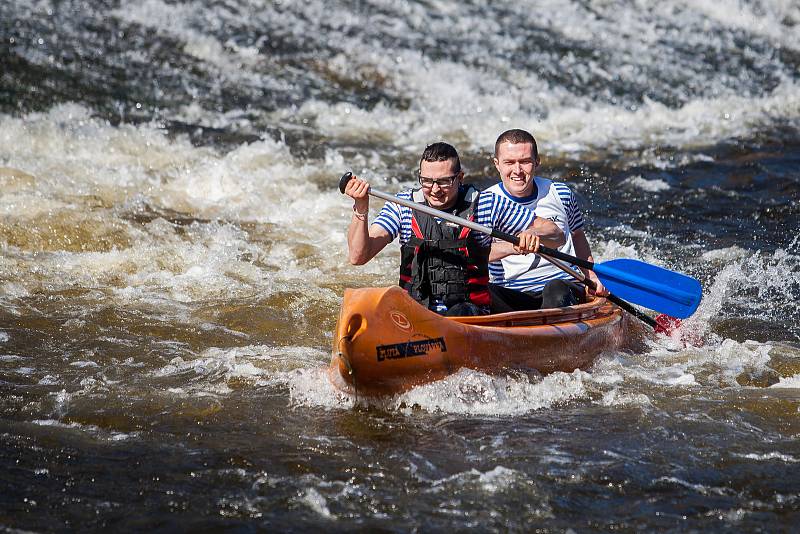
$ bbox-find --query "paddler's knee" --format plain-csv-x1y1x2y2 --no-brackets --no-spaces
541,279,582,309
444,301,485,317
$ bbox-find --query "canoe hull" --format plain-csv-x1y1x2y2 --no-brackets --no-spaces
329,286,638,397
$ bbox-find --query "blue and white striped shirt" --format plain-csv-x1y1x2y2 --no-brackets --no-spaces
372,186,536,247
487,178,584,293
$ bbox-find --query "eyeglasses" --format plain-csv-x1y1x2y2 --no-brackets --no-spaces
418,173,460,189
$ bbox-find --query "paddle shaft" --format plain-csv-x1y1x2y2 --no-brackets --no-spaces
533,253,657,328
340,173,658,329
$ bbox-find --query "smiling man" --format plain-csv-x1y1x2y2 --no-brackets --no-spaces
486,129,609,311
344,142,564,316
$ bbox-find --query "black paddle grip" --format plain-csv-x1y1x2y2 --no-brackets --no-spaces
607,294,657,328
490,229,520,246
339,172,353,194
538,245,594,270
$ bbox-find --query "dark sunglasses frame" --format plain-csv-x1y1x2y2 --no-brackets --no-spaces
417,172,461,189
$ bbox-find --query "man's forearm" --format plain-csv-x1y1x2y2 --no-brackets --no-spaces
530,217,566,248
572,229,593,262
347,219,392,265
489,240,517,262
347,215,372,265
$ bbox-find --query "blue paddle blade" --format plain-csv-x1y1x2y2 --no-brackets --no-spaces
594,258,703,319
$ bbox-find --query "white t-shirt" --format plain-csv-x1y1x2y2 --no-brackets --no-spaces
487,178,585,293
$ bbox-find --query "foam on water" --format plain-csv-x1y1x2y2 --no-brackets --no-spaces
701,246,752,263
300,487,336,520
582,239,800,391
543,81,800,157
287,367,360,410
31,0,791,168
31,419,139,442
251,0,800,162
288,365,592,416
691,0,800,48
622,175,672,193
0,105,364,307
770,374,800,389
428,465,525,493
735,451,800,462
599,388,653,409
702,237,800,337
282,71,800,163
655,476,731,497
150,345,331,396
395,368,590,416
0,104,346,224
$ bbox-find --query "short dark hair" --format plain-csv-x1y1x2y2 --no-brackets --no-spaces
494,129,538,159
419,142,461,173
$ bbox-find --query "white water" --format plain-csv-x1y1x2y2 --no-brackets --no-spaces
2,0,799,417
96,0,800,162
2,100,800,415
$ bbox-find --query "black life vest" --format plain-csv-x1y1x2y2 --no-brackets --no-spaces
399,186,491,310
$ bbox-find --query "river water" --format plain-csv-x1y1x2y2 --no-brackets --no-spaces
1,0,799,530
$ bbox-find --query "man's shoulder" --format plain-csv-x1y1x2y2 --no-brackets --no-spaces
537,178,573,194
396,189,414,200
462,184,482,202
378,188,415,208
485,182,503,195
534,176,559,190
536,178,574,201
480,183,507,206
550,180,573,193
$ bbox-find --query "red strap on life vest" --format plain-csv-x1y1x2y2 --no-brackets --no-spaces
411,215,424,239
469,288,491,306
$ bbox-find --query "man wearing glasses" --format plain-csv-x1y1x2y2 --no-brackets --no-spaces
344,142,564,316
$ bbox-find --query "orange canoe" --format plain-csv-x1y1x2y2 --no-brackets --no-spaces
328,286,644,397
